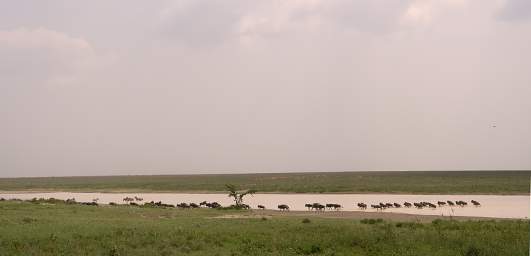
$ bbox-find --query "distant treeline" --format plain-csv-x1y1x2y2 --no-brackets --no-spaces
0,171,529,194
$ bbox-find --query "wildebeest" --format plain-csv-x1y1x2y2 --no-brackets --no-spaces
134,196,143,202
471,200,481,206
190,203,199,208
326,203,341,210
278,204,290,211
447,200,455,206
357,203,367,209
371,204,382,210
312,203,325,211
437,201,446,206
130,202,138,206
403,202,412,208
393,203,402,208
82,202,98,206
177,202,190,208
413,202,423,208
258,205,266,209
123,197,134,203
305,203,313,211
456,201,468,206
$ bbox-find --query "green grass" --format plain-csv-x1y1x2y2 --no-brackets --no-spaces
0,201,528,256
1,171,530,194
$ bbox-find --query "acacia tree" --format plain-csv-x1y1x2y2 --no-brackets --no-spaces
225,184,256,207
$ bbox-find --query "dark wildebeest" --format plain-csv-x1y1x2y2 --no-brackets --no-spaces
456,201,468,206
258,205,266,210
446,200,455,206
404,202,412,208
331,204,342,211
312,203,325,211
427,203,437,208
371,204,382,211
437,201,446,206
123,197,134,203
177,202,190,208
413,202,423,208
305,203,313,211
357,203,367,209
393,203,402,208
199,201,208,207
471,200,481,206
190,203,199,208
278,204,290,211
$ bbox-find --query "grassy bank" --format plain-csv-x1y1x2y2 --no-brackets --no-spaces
1,171,530,194
0,200,528,256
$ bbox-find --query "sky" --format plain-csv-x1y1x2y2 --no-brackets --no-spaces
1,0,531,177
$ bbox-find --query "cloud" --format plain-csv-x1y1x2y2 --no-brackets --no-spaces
157,1,416,46
498,0,531,21
0,27,92,51
0,27,112,86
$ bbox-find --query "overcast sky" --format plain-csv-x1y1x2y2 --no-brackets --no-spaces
1,0,531,177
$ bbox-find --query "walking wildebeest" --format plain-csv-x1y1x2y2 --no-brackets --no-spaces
447,200,455,206
258,205,266,210
305,203,313,211
357,203,367,209
371,204,382,211
437,201,446,206
471,200,481,206
312,203,325,211
403,202,412,208
190,203,199,208
278,204,290,211
393,203,401,208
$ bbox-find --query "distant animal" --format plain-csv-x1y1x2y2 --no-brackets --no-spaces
471,200,481,206
357,203,367,209
371,204,382,210
177,202,190,208
393,203,402,208
403,202,412,208
437,201,446,206
312,203,325,211
456,201,468,206
134,196,143,202
258,205,266,210
190,203,199,208
123,197,134,203
446,200,455,206
305,203,313,211
278,204,290,211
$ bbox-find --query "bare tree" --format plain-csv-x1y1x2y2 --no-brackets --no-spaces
225,184,256,207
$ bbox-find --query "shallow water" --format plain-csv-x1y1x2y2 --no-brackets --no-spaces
0,192,528,219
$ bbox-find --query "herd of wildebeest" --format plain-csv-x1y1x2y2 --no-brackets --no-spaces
0,197,481,212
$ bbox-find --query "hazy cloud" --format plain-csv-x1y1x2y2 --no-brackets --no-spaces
498,0,531,21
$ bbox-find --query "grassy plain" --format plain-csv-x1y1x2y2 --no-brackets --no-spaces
0,171,529,194
0,200,528,256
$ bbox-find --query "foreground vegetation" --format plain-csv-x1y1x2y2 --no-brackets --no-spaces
0,200,528,255
0,171,529,194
